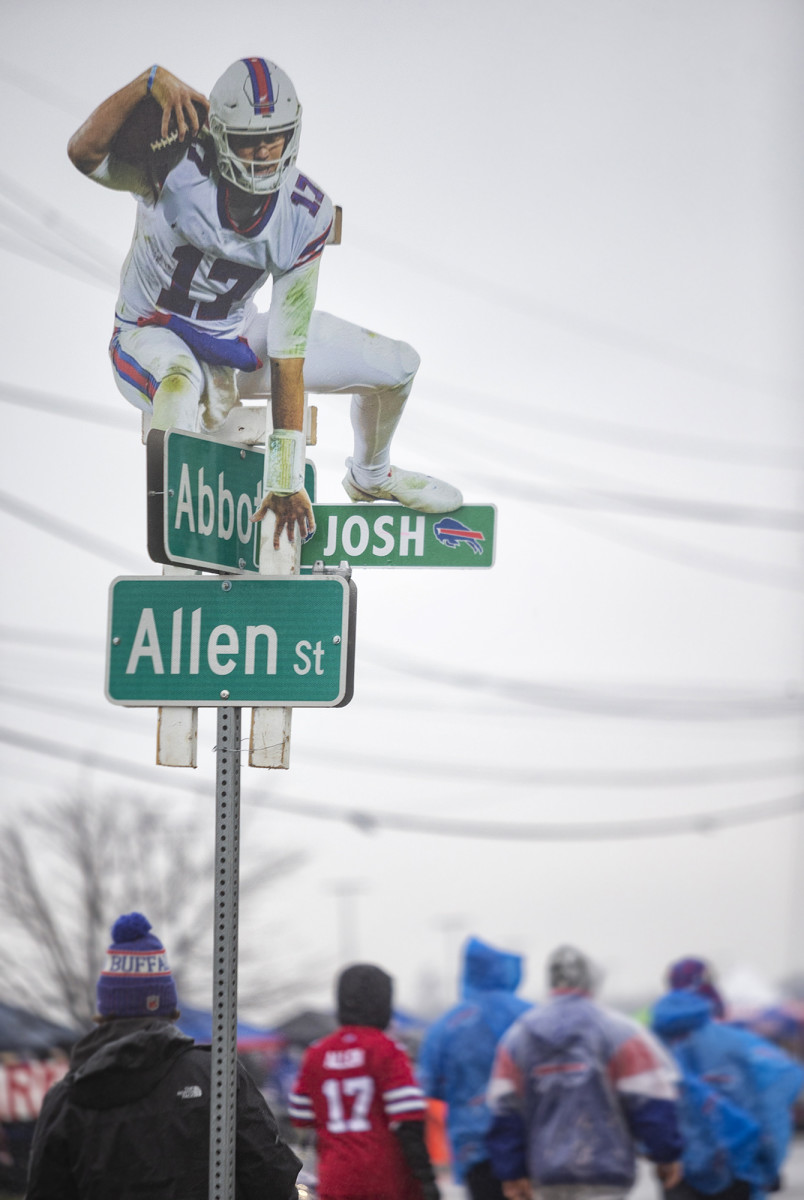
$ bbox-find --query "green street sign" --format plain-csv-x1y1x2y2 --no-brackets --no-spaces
106,575,355,707
147,431,495,572
147,429,316,574
300,504,496,569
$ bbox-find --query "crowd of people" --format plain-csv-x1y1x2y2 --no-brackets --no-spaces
21,915,804,1200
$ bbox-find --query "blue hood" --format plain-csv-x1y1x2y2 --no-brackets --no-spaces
461,936,523,999
652,989,713,1040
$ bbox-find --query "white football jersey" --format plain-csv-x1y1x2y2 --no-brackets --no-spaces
96,140,334,355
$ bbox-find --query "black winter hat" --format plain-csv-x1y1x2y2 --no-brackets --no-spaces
336,963,393,1029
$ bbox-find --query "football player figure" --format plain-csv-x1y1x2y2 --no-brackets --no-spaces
67,59,462,548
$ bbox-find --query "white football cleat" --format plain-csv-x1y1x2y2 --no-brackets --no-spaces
342,459,463,513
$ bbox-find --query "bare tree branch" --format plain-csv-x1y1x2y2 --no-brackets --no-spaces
0,791,309,1029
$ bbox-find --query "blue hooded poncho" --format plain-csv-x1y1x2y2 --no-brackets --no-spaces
417,936,532,1181
652,989,804,1199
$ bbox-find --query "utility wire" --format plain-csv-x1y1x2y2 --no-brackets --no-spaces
0,59,87,115
0,226,113,291
0,169,121,276
2,724,804,842
421,382,804,471
0,198,117,287
364,646,804,721
2,609,802,722
478,471,804,532
405,404,804,524
0,489,143,570
354,230,803,403
0,626,101,652
0,382,133,430
1,680,802,790
532,501,804,594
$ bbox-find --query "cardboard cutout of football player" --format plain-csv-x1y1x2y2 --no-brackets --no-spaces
68,61,462,547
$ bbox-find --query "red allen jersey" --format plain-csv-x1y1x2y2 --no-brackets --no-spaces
289,1025,427,1200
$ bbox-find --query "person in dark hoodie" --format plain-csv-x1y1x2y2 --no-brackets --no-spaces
418,936,532,1200
25,912,301,1200
288,963,440,1200
486,945,683,1200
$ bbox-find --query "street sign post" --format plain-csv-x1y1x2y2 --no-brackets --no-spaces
147,429,316,574
106,574,356,707
300,504,496,569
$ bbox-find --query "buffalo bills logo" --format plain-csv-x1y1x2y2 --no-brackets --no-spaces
433,517,484,556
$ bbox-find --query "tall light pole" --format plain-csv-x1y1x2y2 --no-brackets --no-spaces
327,880,369,967
433,914,467,1008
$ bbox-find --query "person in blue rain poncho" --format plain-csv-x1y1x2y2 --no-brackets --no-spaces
418,937,532,1200
651,957,804,1200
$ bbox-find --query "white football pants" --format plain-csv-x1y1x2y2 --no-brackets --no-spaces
109,309,419,484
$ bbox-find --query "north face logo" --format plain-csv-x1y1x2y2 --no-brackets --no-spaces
177,1085,203,1099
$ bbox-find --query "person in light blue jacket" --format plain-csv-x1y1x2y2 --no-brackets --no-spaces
652,967,804,1200
418,937,532,1200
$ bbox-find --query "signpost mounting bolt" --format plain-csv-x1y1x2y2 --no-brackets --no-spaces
333,635,341,644
221,581,232,592
112,636,120,646
220,690,230,699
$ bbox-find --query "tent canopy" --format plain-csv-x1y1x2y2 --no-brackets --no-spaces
176,1005,282,1051
0,1002,79,1056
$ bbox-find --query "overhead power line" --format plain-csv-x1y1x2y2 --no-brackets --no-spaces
474,469,804,532
2,619,802,726
355,230,804,403
423,384,804,471
533,502,804,594
0,626,101,652
1,680,802,790
0,381,133,429
0,226,113,291
366,647,804,721
0,169,121,274
0,489,143,569
3,724,804,842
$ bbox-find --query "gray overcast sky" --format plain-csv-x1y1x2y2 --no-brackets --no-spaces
1,0,803,1020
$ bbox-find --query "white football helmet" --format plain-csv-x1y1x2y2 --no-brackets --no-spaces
209,58,302,195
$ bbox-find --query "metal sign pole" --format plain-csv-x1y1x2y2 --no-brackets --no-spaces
209,706,241,1200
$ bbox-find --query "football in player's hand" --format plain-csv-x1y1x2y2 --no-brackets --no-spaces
111,95,207,179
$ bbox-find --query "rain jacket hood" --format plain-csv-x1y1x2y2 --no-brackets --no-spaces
337,963,393,1029
462,937,522,1003
68,1017,194,1109
651,989,713,1041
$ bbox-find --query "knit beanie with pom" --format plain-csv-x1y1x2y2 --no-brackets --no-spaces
96,912,178,1018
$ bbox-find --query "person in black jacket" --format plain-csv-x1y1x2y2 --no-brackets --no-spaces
26,912,301,1199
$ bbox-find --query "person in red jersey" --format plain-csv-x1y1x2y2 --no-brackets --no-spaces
289,963,440,1200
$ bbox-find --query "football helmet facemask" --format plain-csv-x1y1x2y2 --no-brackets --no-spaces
209,58,302,195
